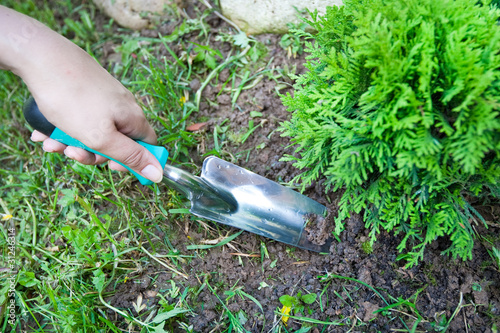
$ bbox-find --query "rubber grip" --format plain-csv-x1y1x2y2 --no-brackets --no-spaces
23,97,168,186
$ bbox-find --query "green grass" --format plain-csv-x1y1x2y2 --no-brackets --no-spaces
0,1,202,332
0,0,281,331
316,273,478,333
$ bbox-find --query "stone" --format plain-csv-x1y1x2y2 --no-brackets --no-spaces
361,301,379,322
92,0,174,30
220,0,343,35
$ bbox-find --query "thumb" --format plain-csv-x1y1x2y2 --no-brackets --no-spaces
98,132,164,183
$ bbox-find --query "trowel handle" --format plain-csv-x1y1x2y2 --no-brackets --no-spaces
23,97,169,186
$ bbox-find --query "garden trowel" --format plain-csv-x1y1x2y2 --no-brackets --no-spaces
23,97,332,253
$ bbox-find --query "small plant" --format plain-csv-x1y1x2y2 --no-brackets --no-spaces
191,42,223,70
279,23,308,58
361,240,374,255
280,0,500,266
279,291,317,317
472,282,483,292
492,247,500,269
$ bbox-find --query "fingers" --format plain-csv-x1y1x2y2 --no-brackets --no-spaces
94,131,163,183
107,108,162,182
115,108,158,145
31,130,108,165
31,130,67,153
31,130,48,142
64,146,108,165
108,161,128,172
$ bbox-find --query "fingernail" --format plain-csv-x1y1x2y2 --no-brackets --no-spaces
141,164,163,183
31,131,45,141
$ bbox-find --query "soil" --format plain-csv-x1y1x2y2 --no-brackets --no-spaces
57,1,500,332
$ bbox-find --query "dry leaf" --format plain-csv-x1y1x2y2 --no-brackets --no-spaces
186,122,208,131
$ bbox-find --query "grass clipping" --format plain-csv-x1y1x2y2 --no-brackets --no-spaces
280,0,500,266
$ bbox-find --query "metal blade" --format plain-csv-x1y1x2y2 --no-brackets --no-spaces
162,156,332,252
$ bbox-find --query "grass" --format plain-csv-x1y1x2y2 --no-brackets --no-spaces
0,0,280,331
1,0,497,332
315,273,479,333
0,1,204,332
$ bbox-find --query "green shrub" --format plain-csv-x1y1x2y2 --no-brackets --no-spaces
280,0,500,266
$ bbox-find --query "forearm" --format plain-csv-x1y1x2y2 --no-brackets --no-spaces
0,6,53,73
0,5,103,92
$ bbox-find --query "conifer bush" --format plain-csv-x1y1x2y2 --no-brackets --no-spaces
280,0,500,266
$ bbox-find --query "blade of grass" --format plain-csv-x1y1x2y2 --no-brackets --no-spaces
231,70,250,108
273,312,345,326
76,196,118,246
140,246,189,279
186,230,243,250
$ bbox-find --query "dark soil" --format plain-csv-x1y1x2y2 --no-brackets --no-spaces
95,2,500,332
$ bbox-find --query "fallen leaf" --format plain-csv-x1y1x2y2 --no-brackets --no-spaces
132,293,147,314
186,122,208,131
201,236,226,245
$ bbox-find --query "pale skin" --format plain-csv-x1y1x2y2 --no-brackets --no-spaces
0,5,163,183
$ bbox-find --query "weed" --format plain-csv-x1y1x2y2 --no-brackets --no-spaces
63,9,99,45
163,16,209,44
279,291,317,316
318,272,479,332
492,247,500,270
204,278,251,333
130,56,199,163
278,23,309,58
190,42,223,70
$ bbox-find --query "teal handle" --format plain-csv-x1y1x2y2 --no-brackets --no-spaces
24,97,168,186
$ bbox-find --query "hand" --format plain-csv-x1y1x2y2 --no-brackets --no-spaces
0,6,163,183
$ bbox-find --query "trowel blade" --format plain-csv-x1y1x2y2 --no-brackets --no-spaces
162,156,333,253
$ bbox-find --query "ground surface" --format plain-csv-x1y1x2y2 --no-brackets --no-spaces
6,0,500,332
102,4,500,332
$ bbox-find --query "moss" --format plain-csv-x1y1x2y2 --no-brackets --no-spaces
361,240,374,255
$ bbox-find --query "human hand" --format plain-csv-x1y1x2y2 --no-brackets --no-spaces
0,6,163,183
25,48,163,183
25,72,163,183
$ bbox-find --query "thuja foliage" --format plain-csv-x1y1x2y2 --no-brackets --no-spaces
280,0,500,266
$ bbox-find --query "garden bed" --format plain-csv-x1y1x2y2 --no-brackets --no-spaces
2,0,499,332
106,4,500,332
